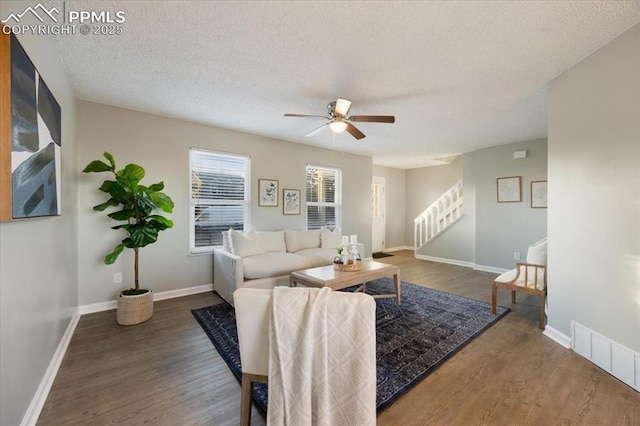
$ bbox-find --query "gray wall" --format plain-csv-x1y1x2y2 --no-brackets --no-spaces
548,24,639,351
406,157,464,246
77,101,373,306
0,5,78,425
372,165,406,249
407,157,476,263
406,140,547,269
472,139,548,269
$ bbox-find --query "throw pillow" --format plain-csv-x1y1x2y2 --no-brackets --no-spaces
527,237,547,265
229,229,266,257
255,230,287,252
320,226,342,249
284,229,321,253
222,230,232,252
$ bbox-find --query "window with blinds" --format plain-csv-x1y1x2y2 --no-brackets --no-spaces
305,165,341,230
190,149,250,252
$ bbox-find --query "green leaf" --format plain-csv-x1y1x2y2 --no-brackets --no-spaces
136,192,157,217
108,209,136,221
149,191,174,213
93,198,119,211
116,164,145,191
148,182,164,192
148,216,173,231
122,237,135,249
130,222,159,247
98,180,115,193
104,243,125,265
111,224,131,231
103,152,116,170
82,160,112,173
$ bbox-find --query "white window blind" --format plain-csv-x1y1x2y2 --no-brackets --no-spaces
306,165,341,230
190,149,250,252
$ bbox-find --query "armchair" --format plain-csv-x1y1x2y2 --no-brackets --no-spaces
491,238,548,329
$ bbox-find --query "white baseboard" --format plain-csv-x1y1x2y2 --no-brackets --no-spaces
78,284,214,314
543,325,572,349
383,246,413,252
474,264,509,274
78,300,117,315
21,308,81,426
415,254,475,269
153,284,213,301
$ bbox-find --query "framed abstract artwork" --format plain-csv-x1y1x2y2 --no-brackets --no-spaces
496,176,521,203
531,180,548,208
1,31,62,221
283,189,300,215
258,179,278,207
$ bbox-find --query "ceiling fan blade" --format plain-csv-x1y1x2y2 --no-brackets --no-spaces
334,98,352,117
345,123,366,140
285,113,328,119
306,123,328,137
348,115,395,123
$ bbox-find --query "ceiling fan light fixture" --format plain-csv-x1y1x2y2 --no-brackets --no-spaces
329,120,347,133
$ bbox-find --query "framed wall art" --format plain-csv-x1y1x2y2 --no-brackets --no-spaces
531,180,548,208
258,178,278,207
283,189,300,215
1,31,62,221
496,176,521,203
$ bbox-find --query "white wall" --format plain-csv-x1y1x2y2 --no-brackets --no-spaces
548,24,639,351
0,3,78,424
77,101,373,305
372,165,406,249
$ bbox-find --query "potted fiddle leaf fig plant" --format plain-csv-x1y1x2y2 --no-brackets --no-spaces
83,151,174,325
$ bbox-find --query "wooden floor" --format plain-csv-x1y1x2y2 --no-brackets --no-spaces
38,251,640,425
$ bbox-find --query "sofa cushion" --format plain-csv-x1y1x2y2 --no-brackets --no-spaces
320,227,342,249
229,229,266,258
284,229,321,253
243,252,312,279
255,230,286,252
295,248,338,268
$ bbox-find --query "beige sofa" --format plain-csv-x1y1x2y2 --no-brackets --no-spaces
213,228,344,305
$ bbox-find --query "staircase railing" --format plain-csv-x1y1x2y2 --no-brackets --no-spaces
414,179,464,251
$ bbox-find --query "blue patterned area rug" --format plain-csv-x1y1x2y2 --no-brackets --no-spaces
192,278,510,414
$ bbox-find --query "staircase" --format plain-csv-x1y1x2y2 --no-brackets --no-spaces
414,180,464,251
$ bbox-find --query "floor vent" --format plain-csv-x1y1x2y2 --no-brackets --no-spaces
571,321,639,392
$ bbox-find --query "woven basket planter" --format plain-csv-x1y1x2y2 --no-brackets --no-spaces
117,290,153,325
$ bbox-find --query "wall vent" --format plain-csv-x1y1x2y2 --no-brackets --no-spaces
571,321,639,392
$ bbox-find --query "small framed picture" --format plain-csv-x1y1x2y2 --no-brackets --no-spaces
283,189,301,215
258,179,278,207
531,180,548,208
497,176,522,203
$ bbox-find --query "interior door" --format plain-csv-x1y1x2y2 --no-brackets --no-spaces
372,176,386,253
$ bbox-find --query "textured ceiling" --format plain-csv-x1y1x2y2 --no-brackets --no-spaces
52,1,639,169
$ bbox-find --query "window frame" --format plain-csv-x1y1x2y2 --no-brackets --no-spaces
189,148,251,254
305,164,342,230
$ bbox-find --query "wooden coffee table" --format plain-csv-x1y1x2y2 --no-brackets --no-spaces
290,259,401,304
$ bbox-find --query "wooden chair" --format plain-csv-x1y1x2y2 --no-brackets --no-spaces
234,288,271,426
491,238,548,329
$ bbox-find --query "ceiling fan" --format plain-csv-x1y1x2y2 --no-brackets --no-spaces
284,98,395,140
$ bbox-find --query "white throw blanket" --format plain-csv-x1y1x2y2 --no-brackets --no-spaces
267,287,377,426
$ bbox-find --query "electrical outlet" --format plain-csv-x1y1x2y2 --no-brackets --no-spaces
513,252,520,261
113,272,122,284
